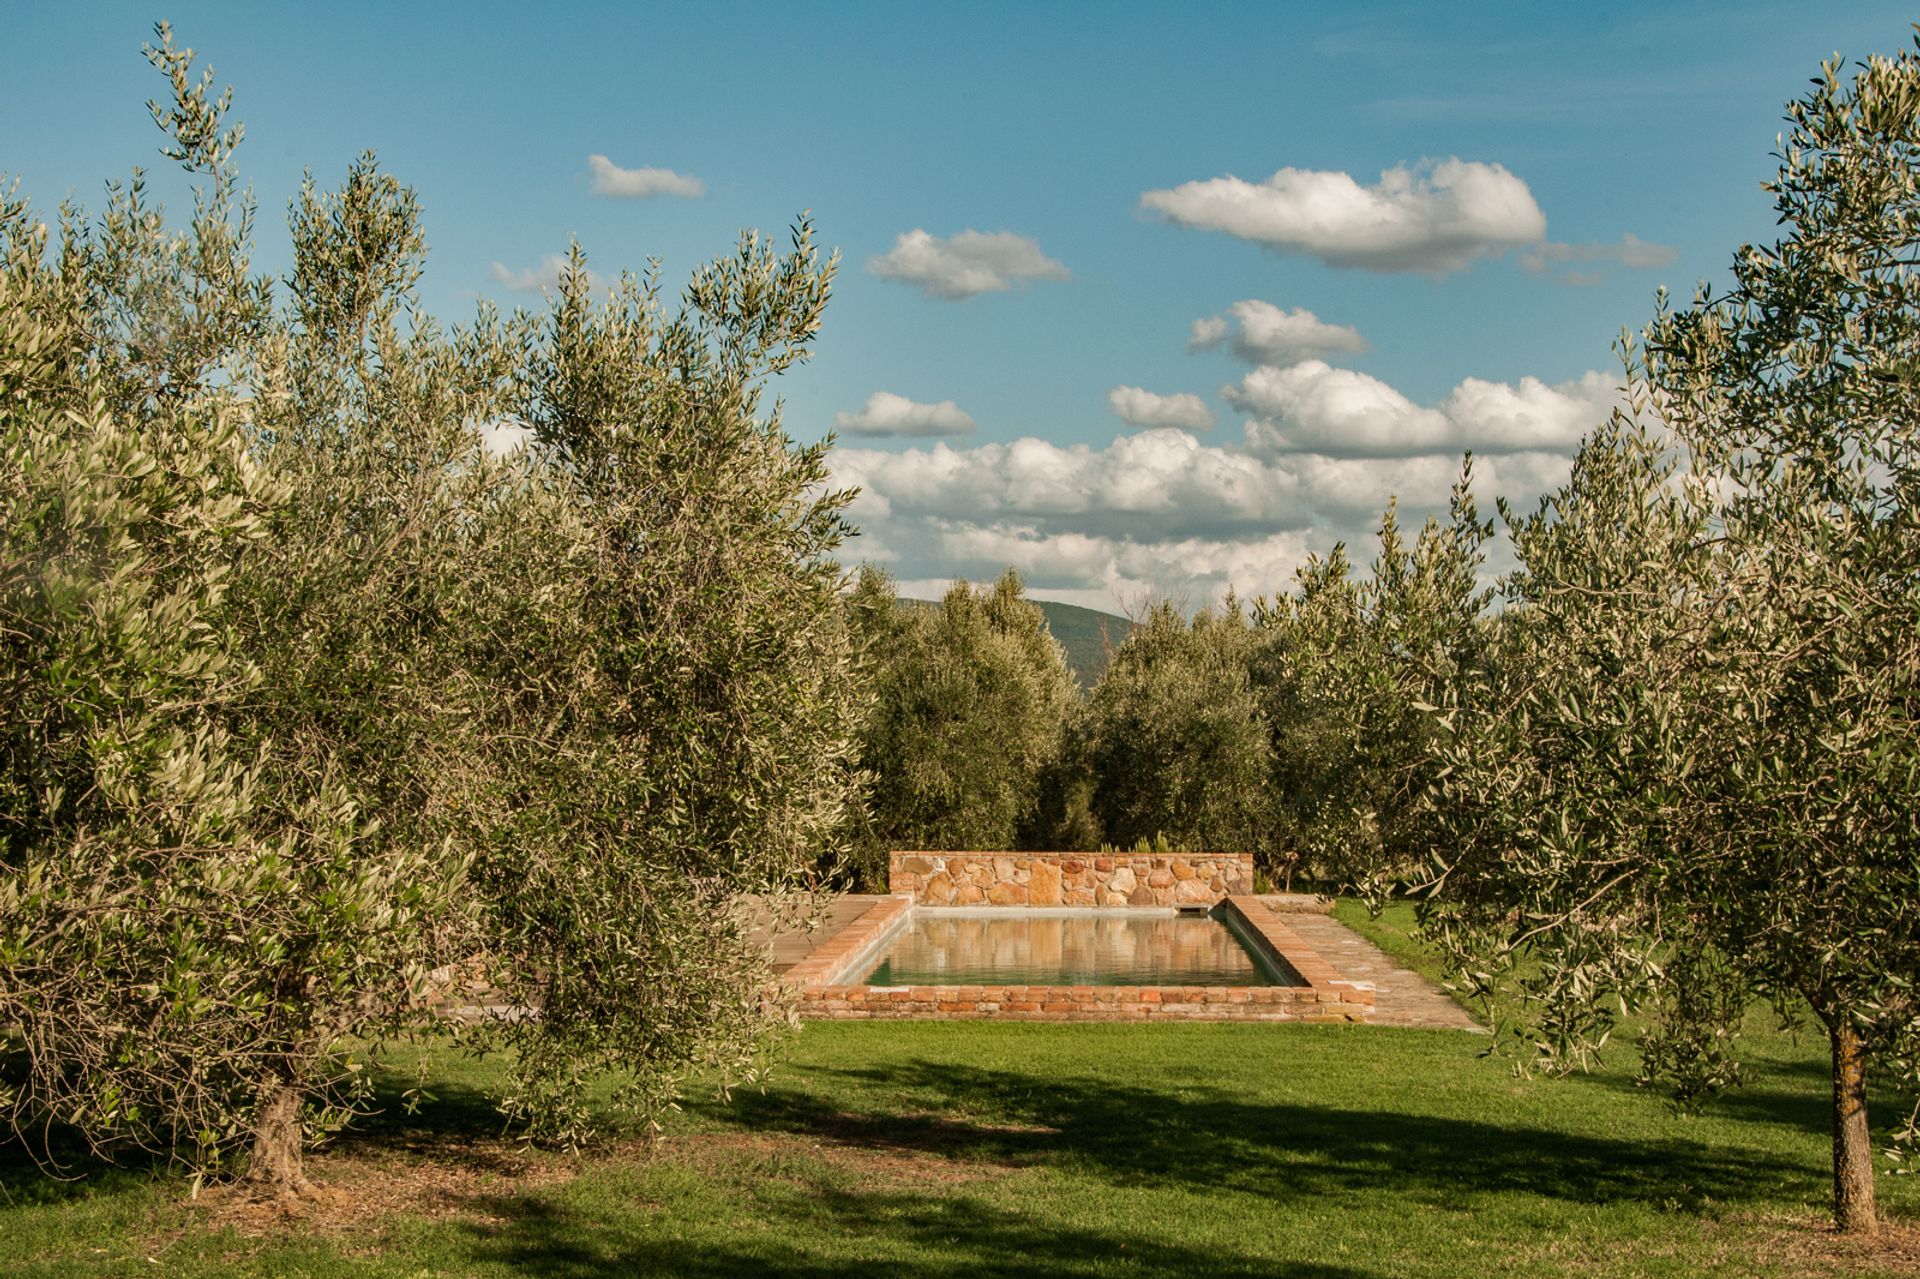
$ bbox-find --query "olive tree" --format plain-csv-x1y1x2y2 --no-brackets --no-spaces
1422,41,1920,1235
843,567,1077,879
1083,601,1271,855
471,227,863,1143
1255,468,1493,892
2,24,866,1189
0,33,468,1196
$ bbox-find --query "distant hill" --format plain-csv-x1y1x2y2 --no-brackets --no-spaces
902,597,1133,688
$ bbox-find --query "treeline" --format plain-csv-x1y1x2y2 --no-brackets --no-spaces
2,30,860,1195
840,472,1490,897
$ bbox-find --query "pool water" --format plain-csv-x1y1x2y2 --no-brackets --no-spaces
861,907,1300,987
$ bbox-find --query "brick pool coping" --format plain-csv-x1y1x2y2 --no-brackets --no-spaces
787,894,1375,1023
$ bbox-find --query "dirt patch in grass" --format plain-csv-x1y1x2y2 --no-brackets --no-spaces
1741,1211,1920,1277
193,1134,577,1241
168,1110,1036,1254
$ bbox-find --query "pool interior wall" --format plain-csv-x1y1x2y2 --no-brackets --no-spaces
860,906,1305,988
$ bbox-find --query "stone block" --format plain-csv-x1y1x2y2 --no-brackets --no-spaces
1029,859,1063,906
1108,865,1137,894
987,881,1028,906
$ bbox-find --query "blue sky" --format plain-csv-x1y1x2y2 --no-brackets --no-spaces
9,3,1915,609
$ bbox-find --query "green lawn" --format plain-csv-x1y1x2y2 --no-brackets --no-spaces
5,908,1916,1277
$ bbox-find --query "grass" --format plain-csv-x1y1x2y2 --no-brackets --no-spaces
4,906,1916,1277
1331,898,1453,983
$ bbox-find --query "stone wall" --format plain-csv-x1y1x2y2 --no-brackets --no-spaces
797,981,1372,1022
888,851,1254,907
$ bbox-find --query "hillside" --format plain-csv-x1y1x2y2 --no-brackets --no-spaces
902,597,1132,688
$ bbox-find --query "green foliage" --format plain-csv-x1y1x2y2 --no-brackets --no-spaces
0,24,863,1186
845,567,1077,881
1253,466,1493,892
472,225,861,1143
1081,600,1270,855
0,29,472,1192
1420,38,1920,1232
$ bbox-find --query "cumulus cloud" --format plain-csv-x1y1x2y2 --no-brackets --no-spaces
1227,361,1617,458
586,154,704,199
867,229,1071,300
476,418,533,457
1108,386,1215,431
836,431,1302,543
1140,157,1547,275
835,423,1582,608
834,391,976,437
1520,232,1677,285
487,254,607,294
1189,301,1369,364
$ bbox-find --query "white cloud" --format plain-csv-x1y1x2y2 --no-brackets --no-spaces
476,418,533,457
1520,232,1677,284
1108,386,1215,431
1140,157,1547,275
1188,315,1231,350
835,423,1584,608
836,431,1302,542
834,391,976,437
1227,361,1617,457
488,254,607,295
586,154,704,199
867,229,1070,300
1189,301,1368,364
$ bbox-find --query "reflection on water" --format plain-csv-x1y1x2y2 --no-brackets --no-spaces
863,910,1288,987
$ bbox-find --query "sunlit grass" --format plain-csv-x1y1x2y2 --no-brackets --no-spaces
4,906,1914,1277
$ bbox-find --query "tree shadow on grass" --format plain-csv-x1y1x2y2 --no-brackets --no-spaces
0,1125,173,1209
341,1072,510,1145
439,1058,1826,1278
456,1186,1381,1279
694,1059,1819,1211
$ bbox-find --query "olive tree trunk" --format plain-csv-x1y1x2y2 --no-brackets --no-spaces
243,1079,314,1200
1825,1013,1878,1235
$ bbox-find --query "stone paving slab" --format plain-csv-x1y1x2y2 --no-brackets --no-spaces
762,894,894,976
1257,905,1484,1032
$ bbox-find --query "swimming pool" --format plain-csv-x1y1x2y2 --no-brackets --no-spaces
861,907,1302,987
785,893,1374,1023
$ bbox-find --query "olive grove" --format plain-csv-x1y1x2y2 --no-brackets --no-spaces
0,26,860,1193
